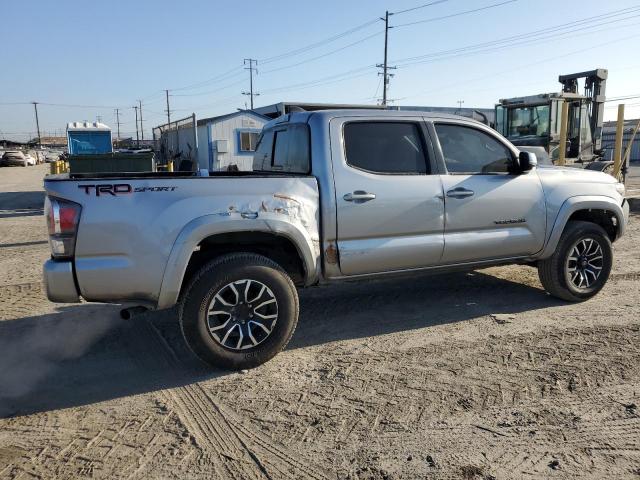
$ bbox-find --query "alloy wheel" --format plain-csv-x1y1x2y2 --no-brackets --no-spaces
565,237,604,290
206,279,278,351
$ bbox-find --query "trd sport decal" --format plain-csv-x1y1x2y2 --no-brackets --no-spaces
78,184,177,196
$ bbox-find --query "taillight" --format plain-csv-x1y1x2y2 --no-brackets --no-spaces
45,196,81,259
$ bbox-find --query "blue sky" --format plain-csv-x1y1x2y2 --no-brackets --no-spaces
2,0,640,141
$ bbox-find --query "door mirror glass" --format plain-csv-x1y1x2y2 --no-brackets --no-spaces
518,151,538,172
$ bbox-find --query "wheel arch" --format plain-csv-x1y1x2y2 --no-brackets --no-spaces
539,195,625,259
156,215,319,309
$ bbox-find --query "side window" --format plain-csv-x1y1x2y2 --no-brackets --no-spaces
239,131,259,152
252,130,274,170
272,129,290,168
343,122,429,174
252,125,310,173
435,124,514,174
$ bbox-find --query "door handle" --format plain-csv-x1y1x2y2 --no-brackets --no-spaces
343,190,376,203
446,187,474,199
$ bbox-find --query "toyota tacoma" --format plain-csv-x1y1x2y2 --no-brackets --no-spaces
43,110,629,369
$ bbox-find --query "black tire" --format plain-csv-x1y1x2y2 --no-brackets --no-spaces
179,253,299,370
538,221,613,302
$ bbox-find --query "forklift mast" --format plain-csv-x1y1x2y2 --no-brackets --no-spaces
558,69,607,153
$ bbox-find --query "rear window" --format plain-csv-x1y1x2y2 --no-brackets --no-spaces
253,124,310,173
343,122,429,174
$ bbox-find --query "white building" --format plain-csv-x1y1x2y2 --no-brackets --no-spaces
196,111,270,171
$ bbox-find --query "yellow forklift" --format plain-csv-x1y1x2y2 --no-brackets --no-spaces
495,69,613,173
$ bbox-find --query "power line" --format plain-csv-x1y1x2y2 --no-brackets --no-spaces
261,31,383,75
397,30,640,102
260,67,376,96
260,18,380,64
606,94,640,102
393,0,519,28
170,66,245,92
0,101,122,108
392,0,449,15
391,5,640,66
169,78,246,97
372,76,383,103
392,16,640,69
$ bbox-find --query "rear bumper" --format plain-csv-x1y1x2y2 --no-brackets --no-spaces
43,259,81,303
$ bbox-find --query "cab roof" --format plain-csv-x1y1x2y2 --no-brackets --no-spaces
264,109,483,129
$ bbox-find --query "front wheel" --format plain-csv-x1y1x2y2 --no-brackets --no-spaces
179,253,299,370
538,221,613,301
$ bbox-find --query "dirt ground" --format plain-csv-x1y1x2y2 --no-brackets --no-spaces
1,164,639,480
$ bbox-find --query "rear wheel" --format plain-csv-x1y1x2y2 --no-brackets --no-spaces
538,221,613,301
179,253,299,370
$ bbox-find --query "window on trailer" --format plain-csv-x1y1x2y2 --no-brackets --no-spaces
239,131,260,152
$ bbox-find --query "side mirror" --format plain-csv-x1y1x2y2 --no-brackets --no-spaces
518,151,538,172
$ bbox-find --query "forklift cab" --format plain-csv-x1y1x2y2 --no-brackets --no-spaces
495,95,594,163
495,68,607,166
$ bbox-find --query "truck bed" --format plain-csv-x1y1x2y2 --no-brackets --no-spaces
44,174,320,307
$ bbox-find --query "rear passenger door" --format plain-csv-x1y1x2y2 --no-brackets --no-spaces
331,117,445,275
432,122,546,264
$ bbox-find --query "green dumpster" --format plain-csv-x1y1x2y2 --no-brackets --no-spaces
68,152,156,174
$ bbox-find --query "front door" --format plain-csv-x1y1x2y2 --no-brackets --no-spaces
331,118,445,275
432,122,546,264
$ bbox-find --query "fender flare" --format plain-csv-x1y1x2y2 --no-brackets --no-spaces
156,214,319,309
539,195,626,259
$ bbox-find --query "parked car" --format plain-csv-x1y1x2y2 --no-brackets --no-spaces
45,151,63,163
43,110,629,370
30,150,46,164
24,152,37,166
1,150,28,167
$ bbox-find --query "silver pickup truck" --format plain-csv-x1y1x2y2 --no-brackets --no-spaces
43,110,629,369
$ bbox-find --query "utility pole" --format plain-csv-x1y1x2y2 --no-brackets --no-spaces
133,105,139,147
32,102,41,146
456,100,464,113
138,100,144,141
242,58,259,109
115,108,121,141
165,90,171,125
376,11,396,107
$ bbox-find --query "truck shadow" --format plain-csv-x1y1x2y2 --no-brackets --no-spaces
0,269,560,418
291,268,562,349
0,191,45,218
0,304,213,418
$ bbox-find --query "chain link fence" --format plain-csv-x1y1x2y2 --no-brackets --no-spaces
152,114,198,171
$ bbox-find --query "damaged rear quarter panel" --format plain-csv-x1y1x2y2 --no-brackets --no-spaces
156,176,320,309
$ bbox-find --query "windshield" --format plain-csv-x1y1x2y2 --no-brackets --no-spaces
506,105,550,138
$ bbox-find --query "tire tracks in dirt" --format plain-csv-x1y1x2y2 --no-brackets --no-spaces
127,315,333,480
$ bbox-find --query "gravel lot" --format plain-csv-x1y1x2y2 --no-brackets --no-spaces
1,164,639,479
